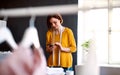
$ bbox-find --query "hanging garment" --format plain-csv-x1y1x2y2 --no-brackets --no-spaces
0,20,18,50
19,26,40,48
0,18,40,50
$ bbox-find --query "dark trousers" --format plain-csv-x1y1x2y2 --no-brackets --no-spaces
63,67,73,72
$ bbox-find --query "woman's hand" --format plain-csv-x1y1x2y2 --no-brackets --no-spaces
46,44,58,52
55,42,62,50
55,42,70,52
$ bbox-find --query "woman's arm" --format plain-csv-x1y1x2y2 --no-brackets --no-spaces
55,28,76,53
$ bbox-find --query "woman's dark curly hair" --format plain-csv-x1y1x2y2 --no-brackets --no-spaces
47,13,63,29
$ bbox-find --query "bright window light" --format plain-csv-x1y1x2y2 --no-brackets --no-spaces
110,8,120,64
78,0,120,65
78,9,108,64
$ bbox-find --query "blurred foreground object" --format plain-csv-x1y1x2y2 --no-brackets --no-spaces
19,16,40,49
0,46,47,75
0,20,18,50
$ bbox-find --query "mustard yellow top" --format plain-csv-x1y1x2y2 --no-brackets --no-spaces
46,27,76,68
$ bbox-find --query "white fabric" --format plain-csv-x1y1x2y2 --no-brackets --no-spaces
0,27,18,49
19,27,40,48
0,20,40,50
46,67,64,75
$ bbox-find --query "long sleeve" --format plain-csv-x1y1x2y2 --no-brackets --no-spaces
65,28,76,53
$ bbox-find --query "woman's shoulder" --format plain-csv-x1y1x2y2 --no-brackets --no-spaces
64,27,73,33
46,29,53,35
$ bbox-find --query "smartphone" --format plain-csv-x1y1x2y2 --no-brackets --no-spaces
49,44,54,47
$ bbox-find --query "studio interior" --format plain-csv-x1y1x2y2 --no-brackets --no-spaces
0,0,120,75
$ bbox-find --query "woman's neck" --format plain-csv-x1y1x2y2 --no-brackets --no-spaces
52,25,65,34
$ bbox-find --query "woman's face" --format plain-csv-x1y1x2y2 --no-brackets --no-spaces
49,17,61,30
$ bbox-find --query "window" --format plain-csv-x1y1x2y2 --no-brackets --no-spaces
77,0,120,65
110,8,120,64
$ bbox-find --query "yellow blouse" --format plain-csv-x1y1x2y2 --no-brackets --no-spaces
46,27,76,68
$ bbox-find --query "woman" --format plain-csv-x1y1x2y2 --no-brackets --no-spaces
46,13,76,72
